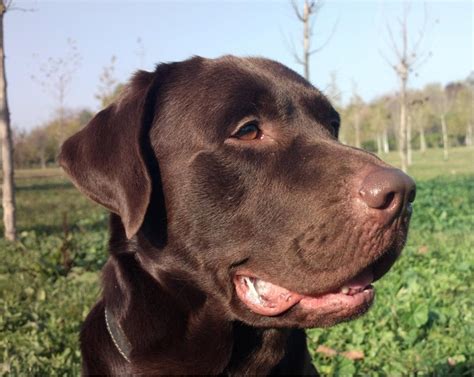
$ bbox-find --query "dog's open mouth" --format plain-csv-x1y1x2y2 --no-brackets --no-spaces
234,268,374,317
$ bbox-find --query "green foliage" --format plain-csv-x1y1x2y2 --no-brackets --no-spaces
340,77,473,151
362,139,377,152
13,109,93,168
382,146,474,181
0,176,107,375
1,150,473,375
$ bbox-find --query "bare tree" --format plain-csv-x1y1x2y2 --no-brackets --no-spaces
290,0,337,81
370,98,391,154
95,55,118,108
381,96,392,153
348,82,365,149
426,84,457,161
409,96,429,154
325,71,342,108
325,71,345,142
382,129,389,153
425,83,457,160
381,4,431,172
464,72,474,146
0,0,15,240
440,106,449,160
30,127,49,168
32,38,81,146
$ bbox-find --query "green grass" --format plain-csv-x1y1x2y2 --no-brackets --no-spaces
379,146,474,181
0,147,473,375
13,167,64,179
0,175,107,375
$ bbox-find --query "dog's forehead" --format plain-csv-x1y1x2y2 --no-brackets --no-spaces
207,56,337,118
152,56,338,152
170,56,337,121
207,56,306,81
202,56,315,95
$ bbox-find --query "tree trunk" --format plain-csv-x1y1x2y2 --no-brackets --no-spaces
399,75,408,172
354,112,361,149
0,4,16,241
58,103,65,146
419,122,427,153
376,133,382,154
56,80,66,155
303,1,310,80
382,127,389,153
466,122,473,147
40,147,46,169
441,113,448,161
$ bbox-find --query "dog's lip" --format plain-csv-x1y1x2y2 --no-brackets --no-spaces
233,268,374,317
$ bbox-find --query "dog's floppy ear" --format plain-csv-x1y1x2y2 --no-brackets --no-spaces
59,70,158,239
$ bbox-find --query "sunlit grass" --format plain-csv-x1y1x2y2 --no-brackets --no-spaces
378,146,474,181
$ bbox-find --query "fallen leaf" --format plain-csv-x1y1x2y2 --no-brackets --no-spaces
316,345,338,357
418,245,429,254
341,350,364,360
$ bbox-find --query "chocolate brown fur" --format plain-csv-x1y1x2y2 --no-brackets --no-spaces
60,56,413,375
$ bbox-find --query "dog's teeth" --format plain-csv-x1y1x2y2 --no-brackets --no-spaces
243,277,261,303
340,286,350,294
255,279,270,296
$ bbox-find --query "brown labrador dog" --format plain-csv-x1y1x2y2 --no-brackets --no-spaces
60,56,415,375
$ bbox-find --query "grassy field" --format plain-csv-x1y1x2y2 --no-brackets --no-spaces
0,147,473,375
379,147,474,181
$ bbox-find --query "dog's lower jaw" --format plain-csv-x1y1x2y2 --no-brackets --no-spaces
82,252,313,375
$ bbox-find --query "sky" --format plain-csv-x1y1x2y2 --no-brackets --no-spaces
6,0,474,131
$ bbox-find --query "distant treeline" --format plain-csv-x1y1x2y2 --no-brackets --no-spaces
334,75,473,156
13,75,473,168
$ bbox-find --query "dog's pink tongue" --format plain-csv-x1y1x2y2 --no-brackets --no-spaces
235,269,374,316
234,276,303,316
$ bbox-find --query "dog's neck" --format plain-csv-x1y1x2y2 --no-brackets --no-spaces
102,249,288,375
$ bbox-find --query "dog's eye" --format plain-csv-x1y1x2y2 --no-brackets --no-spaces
232,122,262,141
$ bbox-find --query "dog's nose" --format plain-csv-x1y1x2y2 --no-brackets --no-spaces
359,168,416,222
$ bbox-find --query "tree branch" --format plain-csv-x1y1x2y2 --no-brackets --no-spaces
378,47,397,72
293,51,304,65
409,3,428,65
5,0,35,12
310,14,339,54
291,0,304,22
386,23,402,60
307,1,322,16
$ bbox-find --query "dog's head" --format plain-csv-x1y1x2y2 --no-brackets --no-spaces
60,56,415,328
